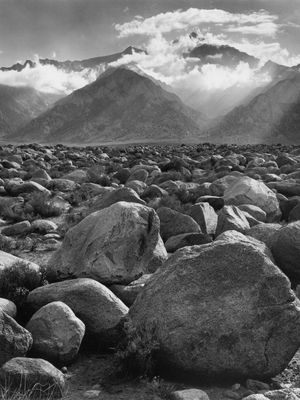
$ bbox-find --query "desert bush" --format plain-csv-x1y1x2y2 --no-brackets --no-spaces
115,319,160,378
0,261,47,309
29,193,63,218
0,234,17,253
143,376,178,400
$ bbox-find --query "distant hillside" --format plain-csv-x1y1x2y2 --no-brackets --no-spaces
207,74,300,144
11,68,208,144
0,85,60,137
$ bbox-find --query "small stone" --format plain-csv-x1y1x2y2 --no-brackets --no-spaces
83,390,101,399
171,389,210,400
246,379,270,392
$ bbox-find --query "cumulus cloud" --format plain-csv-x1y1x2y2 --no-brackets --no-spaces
0,60,101,94
110,33,270,101
115,8,278,37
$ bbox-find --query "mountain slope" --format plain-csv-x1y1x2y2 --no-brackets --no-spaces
187,43,259,68
0,85,60,137
11,67,207,144
0,47,145,73
207,73,300,144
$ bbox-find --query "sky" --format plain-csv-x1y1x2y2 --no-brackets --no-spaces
0,0,300,67
0,0,300,99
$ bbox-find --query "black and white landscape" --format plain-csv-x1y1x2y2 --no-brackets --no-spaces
1,1,300,400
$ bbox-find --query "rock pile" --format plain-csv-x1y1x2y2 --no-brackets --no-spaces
0,143,300,396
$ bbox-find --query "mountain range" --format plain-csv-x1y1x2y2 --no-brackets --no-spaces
9,68,207,144
1,42,300,145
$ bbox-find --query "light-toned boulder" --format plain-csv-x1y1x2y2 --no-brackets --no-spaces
27,278,128,347
0,357,65,398
224,176,280,220
26,301,85,365
49,201,167,284
0,311,32,366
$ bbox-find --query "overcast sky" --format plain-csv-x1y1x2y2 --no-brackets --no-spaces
0,0,300,66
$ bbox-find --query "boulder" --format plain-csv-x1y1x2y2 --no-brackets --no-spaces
50,201,167,284
271,222,300,281
0,298,17,318
157,207,201,242
0,251,40,280
0,311,32,366
238,205,266,223
2,220,31,236
171,389,210,400
189,202,218,235
246,224,282,249
129,240,300,379
110,275,152,307
224,177,280,220
90,187,145,213
26,301,85,365
165,232,212,253
216,206,250,236
26,278,128,347
31,220,58,234
0,357,65,398
4,179,50,196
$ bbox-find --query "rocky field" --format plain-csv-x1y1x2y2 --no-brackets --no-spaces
1,142,300,399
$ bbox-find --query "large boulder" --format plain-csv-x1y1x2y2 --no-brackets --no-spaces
49,201,167,284
26,301,85,365
157,207,201,242
0,298,17,318
26,278,128,347
0,311,32,366
189,202,218,235
89,187,145,213
0,251,40,280
216,205,250,236
129,240,300,380
0,357,65,398
224,176,280,220
271,221,300,281
246,223,282,249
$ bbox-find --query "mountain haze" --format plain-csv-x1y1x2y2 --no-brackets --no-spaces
207,74,300,144
0,84,60,137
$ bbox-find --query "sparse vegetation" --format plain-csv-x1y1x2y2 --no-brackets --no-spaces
0,261,47,309
28,193,63,218
115,319,160,378
0,382,65,400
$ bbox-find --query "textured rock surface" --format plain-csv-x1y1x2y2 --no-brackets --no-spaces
216,205,250,236
157,206,201,242
50,201,167,284
0,298,17,318
129,240,300,379
224,176,280,220
0,357,65,398
0,311,32,366
26,278,128,347
26,301,85,365
271,221,300,280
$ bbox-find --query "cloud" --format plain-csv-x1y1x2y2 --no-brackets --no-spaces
225,22,278,37
115,8,278,38
110,33,270,98
0,60,101,94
